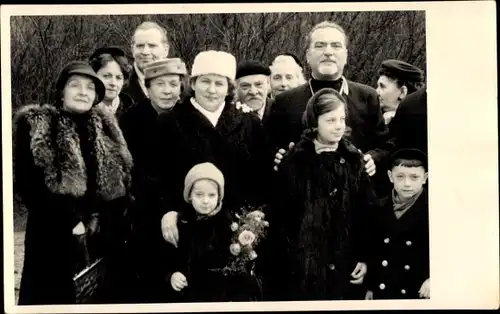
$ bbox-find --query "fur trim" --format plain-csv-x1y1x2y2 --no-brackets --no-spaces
13,104,133,200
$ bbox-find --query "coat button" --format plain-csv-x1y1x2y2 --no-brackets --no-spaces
384,238,390,244
340,158,345,164
404,265,410,270
328,264,335,270
406,240,412,246
401,289,406,295
382,260,388,267
379,283,386,290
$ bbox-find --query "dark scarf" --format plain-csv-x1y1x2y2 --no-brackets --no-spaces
392,188,424,219
310,77,344,94
13,104,133,201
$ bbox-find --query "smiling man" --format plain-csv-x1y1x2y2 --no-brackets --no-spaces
268,21,390,178
122,21,170,105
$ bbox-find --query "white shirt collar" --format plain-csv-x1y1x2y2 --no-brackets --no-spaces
190,97,225,127
308,75,349,96
134,62,149,98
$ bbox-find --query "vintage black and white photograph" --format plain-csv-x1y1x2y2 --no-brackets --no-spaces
2,2,498,313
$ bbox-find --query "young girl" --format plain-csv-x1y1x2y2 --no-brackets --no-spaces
161,162,262,302
267,88,377,301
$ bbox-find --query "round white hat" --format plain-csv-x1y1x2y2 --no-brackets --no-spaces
191,50,236,81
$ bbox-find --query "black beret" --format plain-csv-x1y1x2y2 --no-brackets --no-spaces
380,59,424,83
389,148,428,170
89,46,127,61
236,60,271,80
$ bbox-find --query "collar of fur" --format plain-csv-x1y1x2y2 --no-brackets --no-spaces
13,104,133,201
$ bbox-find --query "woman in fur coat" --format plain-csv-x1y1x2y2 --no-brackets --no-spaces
267,88,377,301
13,61,134,305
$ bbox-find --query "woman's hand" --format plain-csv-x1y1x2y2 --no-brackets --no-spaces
161,211,179,247
171,272,188,291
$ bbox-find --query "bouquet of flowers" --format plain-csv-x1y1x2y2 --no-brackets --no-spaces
218,204,270,276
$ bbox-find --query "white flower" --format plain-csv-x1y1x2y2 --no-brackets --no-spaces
235,101,253,113
230,222,239,232
262,220,270,227
249,250,258,260
254,216,262,222
229,243,241,256
248,210,265,219
238,230,256,246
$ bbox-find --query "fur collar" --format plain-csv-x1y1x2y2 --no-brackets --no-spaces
13,104,133,200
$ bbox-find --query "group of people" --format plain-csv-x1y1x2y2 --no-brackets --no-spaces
13,19,429,305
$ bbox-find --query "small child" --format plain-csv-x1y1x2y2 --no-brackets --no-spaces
164,162,262,302
365,148,430,300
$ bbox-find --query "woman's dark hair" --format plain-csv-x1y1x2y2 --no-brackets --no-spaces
89,52,132,81
378,68,425,94
302,88,347,130
180,76,236,104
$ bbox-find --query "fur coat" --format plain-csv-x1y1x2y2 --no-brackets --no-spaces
13,104,133,305
265,130,377,301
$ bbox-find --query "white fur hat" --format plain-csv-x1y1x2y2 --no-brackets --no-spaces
191,50,236,81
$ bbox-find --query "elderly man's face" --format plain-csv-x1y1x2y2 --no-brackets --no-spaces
237,74,270,110
132,28,169,72
306,27,348,80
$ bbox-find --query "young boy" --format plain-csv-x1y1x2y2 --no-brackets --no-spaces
163,162,262,302
365,148,430,300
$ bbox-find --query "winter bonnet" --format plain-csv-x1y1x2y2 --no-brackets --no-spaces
183,162,225,204
191,50,236,81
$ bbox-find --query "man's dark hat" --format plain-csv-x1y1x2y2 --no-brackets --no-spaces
236,60,271,80
380,59,424,83
55,61,106,105
389,148,428,170
88,46,127,61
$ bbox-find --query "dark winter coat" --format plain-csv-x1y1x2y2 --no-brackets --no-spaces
266,131,377,301
158,206,262,302
121,67,149,106
155,97,273,219
267,80,390,165
365,188,429,300
114,92,135,122
13,104,133,305
388,88,428,156
119,98,174,303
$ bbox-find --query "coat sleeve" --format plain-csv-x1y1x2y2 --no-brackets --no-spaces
350,168,380,265
364,91,391,166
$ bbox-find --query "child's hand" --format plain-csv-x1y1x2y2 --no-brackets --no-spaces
365,290,374,300
170,272,188,291
350,262,367,284
72,221,86,235
418,278,430,299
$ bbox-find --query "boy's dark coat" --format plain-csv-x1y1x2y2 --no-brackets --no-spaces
365,187,430,299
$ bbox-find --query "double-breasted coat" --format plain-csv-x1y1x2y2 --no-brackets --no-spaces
365,188,430,299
